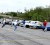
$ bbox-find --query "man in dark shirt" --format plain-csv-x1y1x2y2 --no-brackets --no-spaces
22,20,25,27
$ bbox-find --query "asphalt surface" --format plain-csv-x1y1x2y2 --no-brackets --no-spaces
0,24,50,45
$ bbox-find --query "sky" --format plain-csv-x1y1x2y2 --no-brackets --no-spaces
0,0,50,12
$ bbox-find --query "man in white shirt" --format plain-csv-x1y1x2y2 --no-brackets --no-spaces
2,18,6,28
13,21,17,31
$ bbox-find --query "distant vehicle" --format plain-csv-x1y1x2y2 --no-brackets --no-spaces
17,20,23,26
5,19,12,25
12,20,18,25
25,21,42,28
20,20,30,27
0,19,3,23
25,21,30,28
36,22,50,31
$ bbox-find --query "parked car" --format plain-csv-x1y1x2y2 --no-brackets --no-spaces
4,19,12,25
25,21,30,28
20,20,25,27
20,20,30,27
17,20,23,26
36,22,50,31
12,20,18,25
0,19,3,23
25,21,42,28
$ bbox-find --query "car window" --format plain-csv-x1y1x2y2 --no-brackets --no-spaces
46,22,50,27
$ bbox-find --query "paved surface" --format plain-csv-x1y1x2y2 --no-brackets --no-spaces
0,24,50,45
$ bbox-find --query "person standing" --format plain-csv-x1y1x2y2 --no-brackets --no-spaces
43,20,47,32
2,18,6,28
13,21,17,31
22,20,25,27
11,19,13,27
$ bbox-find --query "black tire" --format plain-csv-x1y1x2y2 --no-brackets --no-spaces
25,25,29,28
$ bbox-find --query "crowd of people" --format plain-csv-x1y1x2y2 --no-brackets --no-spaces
1,18,47,32
1,18,25,31
43,20,47,32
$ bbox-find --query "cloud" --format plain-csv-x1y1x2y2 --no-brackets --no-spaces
0,0,50,12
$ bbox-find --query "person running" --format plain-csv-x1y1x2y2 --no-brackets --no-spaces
2,18,6,28
13,20,17,31
43,20,47,32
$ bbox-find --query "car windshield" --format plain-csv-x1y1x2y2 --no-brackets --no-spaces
30,21,36,24
25,21,29,23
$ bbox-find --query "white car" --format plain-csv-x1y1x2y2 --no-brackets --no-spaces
12,20,18,25
25,21,30,28
20,20,30,27
18,20,23,26
25,21,42,28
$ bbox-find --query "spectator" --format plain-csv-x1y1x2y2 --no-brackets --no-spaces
22,20,25,27
13,21,17,31
2,18,6,28
11,19,13,27
43,20,47,32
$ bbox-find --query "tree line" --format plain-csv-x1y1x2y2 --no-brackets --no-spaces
3,7,50,22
